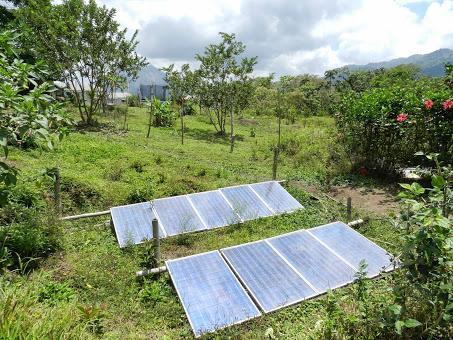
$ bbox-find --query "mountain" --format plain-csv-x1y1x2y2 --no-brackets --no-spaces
128,64,166,95
346,48,453,76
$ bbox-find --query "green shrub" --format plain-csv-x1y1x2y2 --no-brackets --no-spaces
126,94,141,107
337,84,452,174
61,178,103,212
385,155,452,338
151,99,175,127
0,204,61,272
126,185,154,204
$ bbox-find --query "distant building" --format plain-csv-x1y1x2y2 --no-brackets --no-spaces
139,84,169,101
110,91,131,105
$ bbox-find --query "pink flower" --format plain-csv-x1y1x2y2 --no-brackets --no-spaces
442,99,453,110
396,113,408,123
424,99,433,110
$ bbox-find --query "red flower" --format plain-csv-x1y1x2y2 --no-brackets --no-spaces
396,113,408,122
424,99,433,109
442,99,453,110
359,166,368,176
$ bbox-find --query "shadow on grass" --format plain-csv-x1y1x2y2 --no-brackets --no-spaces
74,120,126,136
184,127,230,145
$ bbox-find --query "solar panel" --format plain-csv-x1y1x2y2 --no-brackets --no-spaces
187,191,241,229
250,181,303,213
308,222,393,277
221,241,317,312
220,185,274,221
110,202,164,248
166,251,261,338
109,181,304,246
267,231,356,292
153,196,206,236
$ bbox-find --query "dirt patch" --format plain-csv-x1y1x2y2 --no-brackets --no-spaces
291,181,399,216
328,185,399,215
238,118,259,126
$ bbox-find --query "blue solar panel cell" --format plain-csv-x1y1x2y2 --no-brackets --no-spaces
220,185,273,221
308,222,393,277
267,231,356,292
221,241,317,312
187,191,241,229
110,202,162,248
166,251,261,337
250,181,303,213
153,196,206,236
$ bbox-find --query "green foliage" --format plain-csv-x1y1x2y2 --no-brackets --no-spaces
146,97,175,128
0,203,61,272
337,83,453,173
139,277,172,305
77,304,106,334
388,154,452,338
195,32,257,136
126,94,141,107
18,0,147,124
0,30,72,204
38,281,76,305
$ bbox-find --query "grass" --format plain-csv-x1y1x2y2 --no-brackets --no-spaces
1,107,399,339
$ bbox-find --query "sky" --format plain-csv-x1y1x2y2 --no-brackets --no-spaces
51,0,453,75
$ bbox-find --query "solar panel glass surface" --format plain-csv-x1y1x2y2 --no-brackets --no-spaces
250,181,303,213
267,231,356,292
188,191,241,229
308,222,393,277
110,202,162,248
220,185,273,221
221,241,317,312
153,196,205,236
166,251,261,337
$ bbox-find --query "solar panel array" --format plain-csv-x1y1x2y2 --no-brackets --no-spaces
110,181,303,247
167,221,396,337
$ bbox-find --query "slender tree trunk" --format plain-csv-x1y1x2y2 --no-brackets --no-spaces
180,105,184,145
273,114,282,180
230,108,234,153
146,106,153,138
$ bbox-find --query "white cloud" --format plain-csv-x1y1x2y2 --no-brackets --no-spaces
96,0,453,75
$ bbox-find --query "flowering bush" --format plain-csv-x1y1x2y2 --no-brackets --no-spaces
337,84,452,174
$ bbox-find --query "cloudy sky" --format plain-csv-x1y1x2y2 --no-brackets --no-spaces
97,0,453,76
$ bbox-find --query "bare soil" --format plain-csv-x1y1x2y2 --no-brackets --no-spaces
291,181,399,216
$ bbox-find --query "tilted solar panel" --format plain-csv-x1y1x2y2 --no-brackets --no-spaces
221,240,317,312
308,222,394,277
110,202,163,248
153,196,206,236
267,231,357,292
250,181,303,213
187,191,241,229
110,181,304,246
166,251,261,338
220,185,274,221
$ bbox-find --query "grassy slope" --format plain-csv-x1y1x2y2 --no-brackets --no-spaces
3,108,399,339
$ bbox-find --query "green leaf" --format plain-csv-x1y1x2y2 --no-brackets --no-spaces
399,183,412,190
404,318,422,328
431,175,445,188
395,320,404,335
388,304,402,315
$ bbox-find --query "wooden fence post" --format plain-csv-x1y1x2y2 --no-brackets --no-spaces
152,218,160,264
347,197,352,221
272,148,278,180
54,168,62,216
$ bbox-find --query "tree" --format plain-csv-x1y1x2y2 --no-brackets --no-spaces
196,32,257,144
162,64,197,145
18,0,147,124
0,30,71,205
